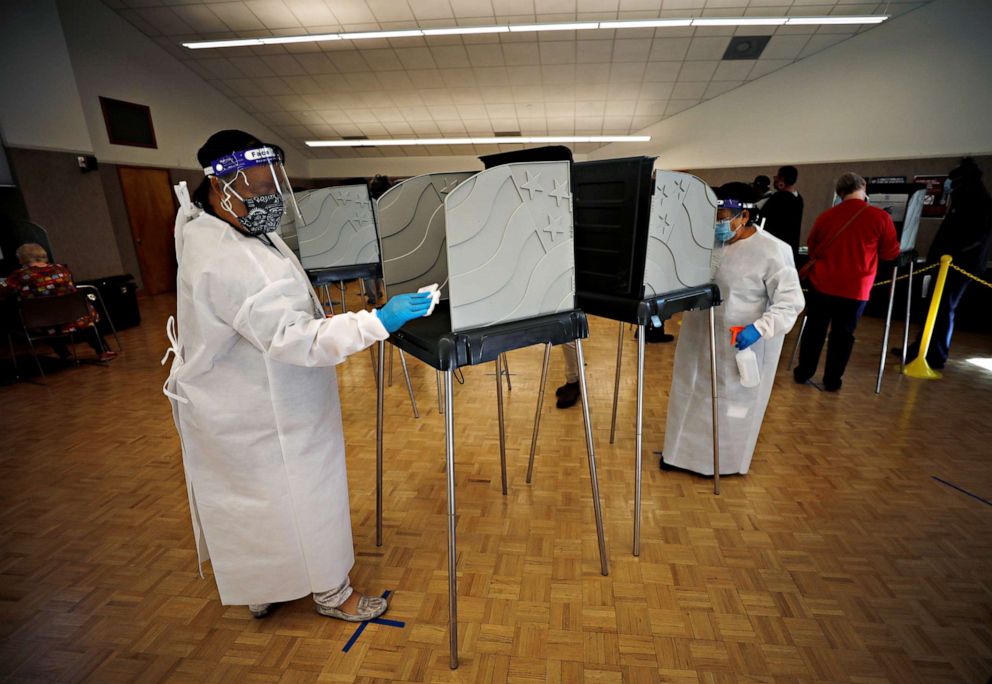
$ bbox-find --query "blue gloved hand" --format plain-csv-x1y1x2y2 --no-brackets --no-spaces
375,292,433,333
735,324,761,350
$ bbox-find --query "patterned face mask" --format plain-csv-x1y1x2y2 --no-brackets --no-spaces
236,193,285,236
218,171,286,237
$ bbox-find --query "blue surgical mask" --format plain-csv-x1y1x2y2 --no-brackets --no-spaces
715,217,738,242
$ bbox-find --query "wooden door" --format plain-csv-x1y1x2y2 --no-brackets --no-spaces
118,166,177,295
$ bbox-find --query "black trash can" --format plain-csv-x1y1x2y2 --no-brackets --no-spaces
78,274,140,334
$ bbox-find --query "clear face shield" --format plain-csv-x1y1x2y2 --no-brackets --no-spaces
204,146,303,241
715,198,752,242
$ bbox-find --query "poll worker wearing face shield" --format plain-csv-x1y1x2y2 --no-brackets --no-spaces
162,130,432,622
660,183,805,476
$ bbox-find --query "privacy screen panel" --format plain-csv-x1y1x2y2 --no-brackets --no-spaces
643,171,718,296
444,161,575,332
296,185,380,270
376,172,474,299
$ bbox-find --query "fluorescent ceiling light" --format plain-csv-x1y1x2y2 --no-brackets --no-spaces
341,29,426,40
692,17,788,26
598,19,693,29
509,22,600,32
259,33,340,45
184,38,263,49
183,16,888,49
786,16,888,25
306,135,651,147
423,25,509,36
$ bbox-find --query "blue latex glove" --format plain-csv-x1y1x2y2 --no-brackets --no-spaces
375,292,433,333
735,324,762,350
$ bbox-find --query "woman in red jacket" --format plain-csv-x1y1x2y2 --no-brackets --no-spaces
793,173,900,391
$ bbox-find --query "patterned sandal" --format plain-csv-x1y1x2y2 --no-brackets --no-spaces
315,593,388,622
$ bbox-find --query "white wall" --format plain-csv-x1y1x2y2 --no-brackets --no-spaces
0,0,93,153
1,0,308,176
591,0,992,169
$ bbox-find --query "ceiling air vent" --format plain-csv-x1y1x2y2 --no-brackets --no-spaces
722,35,770,60
494,131,522,137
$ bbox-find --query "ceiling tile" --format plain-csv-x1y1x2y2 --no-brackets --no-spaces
703,80,742,98
613,38,653,62
747,58,792,79
649,37,691,61
678,60,718,81
539,41,576,65
712,60,753,81
671,81,707,99
686,36,731,61
761,35,811,60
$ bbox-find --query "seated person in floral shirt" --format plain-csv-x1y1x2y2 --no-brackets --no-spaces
2,243,116,361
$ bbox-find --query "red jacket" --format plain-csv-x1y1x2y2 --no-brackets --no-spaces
807,199,900,301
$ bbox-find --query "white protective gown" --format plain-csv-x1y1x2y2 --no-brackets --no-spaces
663,229,804,475
163,187,389,606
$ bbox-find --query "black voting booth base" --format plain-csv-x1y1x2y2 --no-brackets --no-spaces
377,307,609,670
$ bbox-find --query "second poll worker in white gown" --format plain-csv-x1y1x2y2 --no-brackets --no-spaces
662,186,805,475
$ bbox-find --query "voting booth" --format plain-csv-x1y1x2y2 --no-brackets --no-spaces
542,156,723,551
295,183,419,415
374,160,608,670
868,182,926,392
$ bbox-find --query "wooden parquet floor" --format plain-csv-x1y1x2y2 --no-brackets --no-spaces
1,290,990,683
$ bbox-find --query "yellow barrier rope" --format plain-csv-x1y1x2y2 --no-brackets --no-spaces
871,262,940,288
949,263,992,289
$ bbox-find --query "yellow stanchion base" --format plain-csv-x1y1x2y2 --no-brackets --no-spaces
904,357,942,379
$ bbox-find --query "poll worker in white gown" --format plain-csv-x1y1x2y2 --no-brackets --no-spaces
661,182,805,476
163,130,432,621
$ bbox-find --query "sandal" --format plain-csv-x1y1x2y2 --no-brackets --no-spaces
315,593,388,622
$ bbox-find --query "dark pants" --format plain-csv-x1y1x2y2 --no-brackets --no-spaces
907,270,969,368
794,287,867,387
49,327,107,359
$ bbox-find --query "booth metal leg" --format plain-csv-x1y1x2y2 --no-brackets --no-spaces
436,370,444,414
633,324,645,556
339,281,347,312
610,321,624,445
527,343,552,484
501,352,512,391
575,339,609,576
876,265,899,394
443,370,459,669
496,356,508,495
787,315,807,370
375,340,385,547
388,343,394,387
399,350,418,418
709,308,720,495
370,346,379,386
901,261,915,370
321,284,334,315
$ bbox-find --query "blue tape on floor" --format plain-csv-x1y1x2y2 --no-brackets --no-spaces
932,476,992,507
341,590,405,653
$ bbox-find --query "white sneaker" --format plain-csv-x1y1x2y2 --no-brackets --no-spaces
248,603,272,619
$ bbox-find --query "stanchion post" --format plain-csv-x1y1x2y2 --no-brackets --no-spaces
904,255,951,380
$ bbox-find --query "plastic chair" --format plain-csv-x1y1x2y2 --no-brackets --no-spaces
17,292,107,379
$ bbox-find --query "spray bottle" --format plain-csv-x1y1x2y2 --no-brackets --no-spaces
729,326,761,388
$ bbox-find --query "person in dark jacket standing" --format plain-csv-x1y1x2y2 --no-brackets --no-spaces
902,158,992,368
794,172,900,391
761,165,804,259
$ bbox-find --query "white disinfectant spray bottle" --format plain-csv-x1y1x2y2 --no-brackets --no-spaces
729,326,761,388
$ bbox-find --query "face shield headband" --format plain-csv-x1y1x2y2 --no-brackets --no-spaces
204,146,302,237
